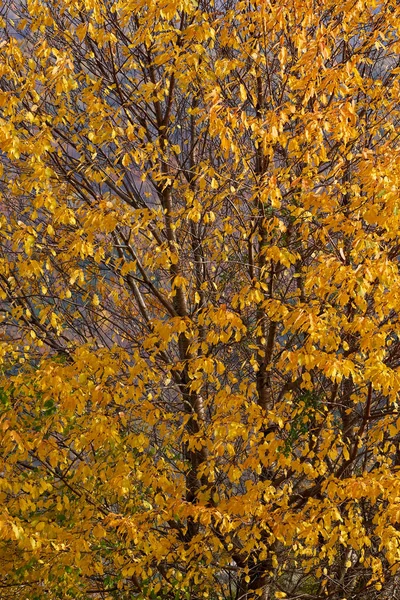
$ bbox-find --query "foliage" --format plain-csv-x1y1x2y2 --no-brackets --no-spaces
1,0,400,598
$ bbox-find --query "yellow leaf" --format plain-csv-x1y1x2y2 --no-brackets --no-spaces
92,524,106,538
76,23,88,42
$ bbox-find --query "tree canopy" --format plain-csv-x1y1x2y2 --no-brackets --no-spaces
1,0,400,599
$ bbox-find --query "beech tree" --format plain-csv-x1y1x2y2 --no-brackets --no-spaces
1,0,400,598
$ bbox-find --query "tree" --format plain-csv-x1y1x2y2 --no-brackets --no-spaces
1,0,400,598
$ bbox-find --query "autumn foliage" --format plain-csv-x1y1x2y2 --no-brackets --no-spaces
1,0,400,598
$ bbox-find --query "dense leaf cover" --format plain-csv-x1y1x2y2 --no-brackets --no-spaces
1,0,400,598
